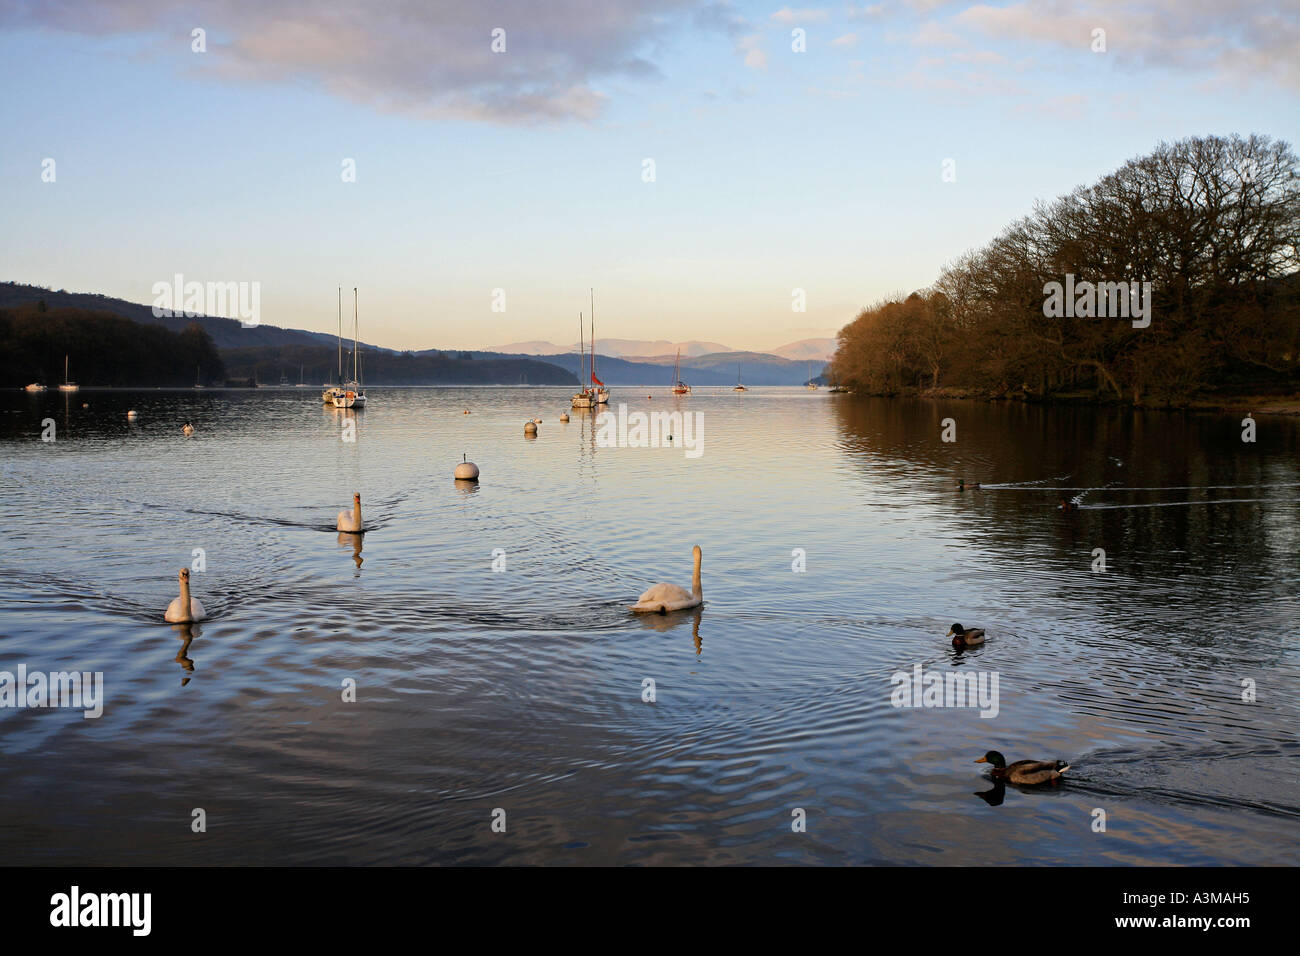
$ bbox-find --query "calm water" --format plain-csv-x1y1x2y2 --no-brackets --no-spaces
1,387,1297,865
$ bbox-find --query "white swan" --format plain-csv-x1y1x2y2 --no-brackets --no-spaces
631,545,703,613
337,492,363,532
182,422,195,437
164,567,206,623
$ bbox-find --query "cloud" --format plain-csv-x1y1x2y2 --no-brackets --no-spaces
770,7,831,24
737,32,769,71
831,33,860,48
0,0,709,123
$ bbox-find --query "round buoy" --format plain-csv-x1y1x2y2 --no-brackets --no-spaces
463,409,470,415
524,421,538,435
559,412,570,422
126,410,139,420
454,454,479,481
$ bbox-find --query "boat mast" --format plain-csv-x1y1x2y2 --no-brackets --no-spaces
337,287,343,385
578,312,585,390
352,287,359,385
590,288,596,390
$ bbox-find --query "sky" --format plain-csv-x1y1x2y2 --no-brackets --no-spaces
1,1,1296,352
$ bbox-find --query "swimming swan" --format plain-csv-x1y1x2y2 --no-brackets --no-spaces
164,567,206,623
337,493,363,533
631,545,703,613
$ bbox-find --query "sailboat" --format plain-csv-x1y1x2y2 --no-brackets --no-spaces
571,311,594,409
671,349,691,395
590,289,609,404
59,354,78,392
322,288,346,404
333,288,366,408
296,364,307,388
194,364,205,389
805,362,819,390
732,362,748,392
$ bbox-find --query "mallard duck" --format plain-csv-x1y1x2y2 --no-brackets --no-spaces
957,479,981,491
975,750,1070,786
947,622,985,646
1058,498,1078,512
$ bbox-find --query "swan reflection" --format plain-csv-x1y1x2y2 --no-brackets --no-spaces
337,530,363,569
634,605,705,654
170,622,201,685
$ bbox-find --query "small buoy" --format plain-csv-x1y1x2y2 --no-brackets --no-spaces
126,410,138,420
463,409,470,415
81,403,88,409
560,412,570,423
524,420,538,434
454,454,479,481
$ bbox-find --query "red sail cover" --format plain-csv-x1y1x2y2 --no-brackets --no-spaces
591,373,604,387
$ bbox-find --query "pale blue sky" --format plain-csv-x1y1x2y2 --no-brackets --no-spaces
1,1,1296,351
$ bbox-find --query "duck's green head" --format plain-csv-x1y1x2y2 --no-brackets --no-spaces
975,750,1006,768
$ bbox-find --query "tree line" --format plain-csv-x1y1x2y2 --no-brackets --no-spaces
0,303,225,387
831,134,1300,403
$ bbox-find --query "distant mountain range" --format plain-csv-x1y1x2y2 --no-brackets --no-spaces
2,282,832,386
489,336,837,363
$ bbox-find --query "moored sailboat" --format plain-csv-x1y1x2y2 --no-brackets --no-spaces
59,355,78,392
733,362,748,391
322,287,346,404
333,288,366,408
571,311,594,409
671,349,691,395
590,289,609,404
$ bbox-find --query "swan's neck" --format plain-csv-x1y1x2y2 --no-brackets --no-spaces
692,557,702,598
179,576,192,609
353,501,362,525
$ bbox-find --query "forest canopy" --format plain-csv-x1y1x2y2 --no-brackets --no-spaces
831,134,1300,403
0,303,225,387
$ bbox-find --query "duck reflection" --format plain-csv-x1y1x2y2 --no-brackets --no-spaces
170,622,200,685
973,779,1006,806
634,605,705,655
337,530,363,569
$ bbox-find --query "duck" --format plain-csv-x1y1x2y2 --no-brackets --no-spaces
975,750,1070,786
631,545,703,614
182,422,195,437
947,622,986,647
337,493,364,533
957,479,980,491
164,567,206,623
1058,497,1079,512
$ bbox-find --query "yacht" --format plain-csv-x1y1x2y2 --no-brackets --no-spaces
58,355,78,392
333,288,366,408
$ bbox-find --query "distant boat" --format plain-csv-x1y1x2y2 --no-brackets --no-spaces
333,288,366,408
295,364,307,388
590,289,609,404
805,362,819,390
322,288,346,404
278,370,290,388
58,355,79,392
194,364,205,389
571,310,594,408
733,362,748,391
24,382,46,392
671,349,691,395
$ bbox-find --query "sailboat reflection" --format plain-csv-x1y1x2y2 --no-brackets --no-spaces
170,622,200,685
634,605,705,655
337,530,363,569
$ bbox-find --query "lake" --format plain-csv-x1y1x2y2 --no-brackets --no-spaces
1,387,1297,865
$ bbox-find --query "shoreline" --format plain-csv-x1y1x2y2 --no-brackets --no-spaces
830,386,1300,417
